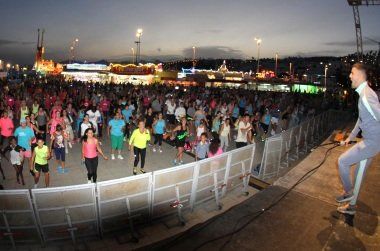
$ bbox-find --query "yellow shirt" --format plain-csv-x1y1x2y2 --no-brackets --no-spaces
35,145,49,165
129,129,150,149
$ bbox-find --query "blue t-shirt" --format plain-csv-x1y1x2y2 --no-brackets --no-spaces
154,120,165,134
232,106,240,118
108,119,126,136
238,99,246,108
14,127,35,150
122,108,133,123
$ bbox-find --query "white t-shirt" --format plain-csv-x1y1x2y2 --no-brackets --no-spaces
81,122,93,136
236,121,251,143
175,107,186,120
86,110,101,124
166,102,176,115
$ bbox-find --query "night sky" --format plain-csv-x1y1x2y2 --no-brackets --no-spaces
0,0,379,65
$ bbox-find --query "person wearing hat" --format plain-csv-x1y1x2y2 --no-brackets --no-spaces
14,118,35,169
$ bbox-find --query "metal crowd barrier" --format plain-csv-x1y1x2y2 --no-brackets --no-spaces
96,173,152,235
255,110,350,182
31,184,98,245
0,109,348,248
0,190,42,249
0,144,257,248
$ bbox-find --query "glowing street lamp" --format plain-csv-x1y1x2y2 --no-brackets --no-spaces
275,53,278,77
6,63,11,70
320,62,331,96
69,38,79,63
254,37,262,76
135,28,143,64
131,47,135,64
192,46,196,69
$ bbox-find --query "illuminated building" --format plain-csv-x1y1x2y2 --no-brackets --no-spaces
33,29,63,75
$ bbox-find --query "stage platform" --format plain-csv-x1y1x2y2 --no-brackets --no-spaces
153,140,380,250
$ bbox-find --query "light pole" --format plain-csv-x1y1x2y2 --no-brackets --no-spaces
320,62,331,95
70,38,79,63
131,48,135,64
254,37,262,76
192,46,196,69
275,52,278,77
289,62,292,79
6,63,11,72
135,28,143,64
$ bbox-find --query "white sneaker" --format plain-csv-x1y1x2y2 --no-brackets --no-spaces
159,148,162,153
152,147,156,152
87,180,92,184
117,155,124,160
111,154,115,160
33,184,38,189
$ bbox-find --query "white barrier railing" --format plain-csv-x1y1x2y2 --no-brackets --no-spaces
31,184,98,245
0,110,349,248
0,190,42,249
255,110,350,182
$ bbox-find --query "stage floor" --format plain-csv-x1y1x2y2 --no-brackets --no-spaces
157,141,380,250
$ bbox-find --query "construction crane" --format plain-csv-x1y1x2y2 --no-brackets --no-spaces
347,0,380,61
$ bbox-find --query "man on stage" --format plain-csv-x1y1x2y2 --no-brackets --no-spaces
336,63,380,215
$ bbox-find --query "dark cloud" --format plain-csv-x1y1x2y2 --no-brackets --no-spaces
324,40,379,47
196,29,223,34
182,46,245,59
0,39,35,47
291,49,349,57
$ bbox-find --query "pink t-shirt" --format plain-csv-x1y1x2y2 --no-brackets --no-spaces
0,117,14,137
100,100,110,112
83,140,98,158
208,147,223,158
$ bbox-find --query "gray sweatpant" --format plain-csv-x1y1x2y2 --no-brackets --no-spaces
338,140,379,193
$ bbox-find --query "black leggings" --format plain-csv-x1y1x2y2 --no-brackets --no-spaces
154,134,163,146
133,147,146,169
85,157,98,182
236,142,248,149
38,125,47,142
0,135,10,148
124,123,130,139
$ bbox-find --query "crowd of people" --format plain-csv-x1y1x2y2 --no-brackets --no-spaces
0,77,345,188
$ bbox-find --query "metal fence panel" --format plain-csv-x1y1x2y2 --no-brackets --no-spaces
192,154,229,206
96,173,152,234
0,190,42,247
151,164,195,218
251,141,265,177
31,184,98,243
226,145,255,192
259,136,283,180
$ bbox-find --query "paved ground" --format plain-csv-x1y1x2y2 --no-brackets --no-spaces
154,141,380,251
0,136,198,189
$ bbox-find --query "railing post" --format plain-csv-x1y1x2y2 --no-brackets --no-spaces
189,163,200,211
222,153,232,197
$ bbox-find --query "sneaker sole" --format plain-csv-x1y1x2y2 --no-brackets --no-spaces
336,195,354,203
337,208,356,215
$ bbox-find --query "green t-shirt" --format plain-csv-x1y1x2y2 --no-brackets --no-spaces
35,145,48,165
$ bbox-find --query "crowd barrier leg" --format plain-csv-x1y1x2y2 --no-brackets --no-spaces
1,210,16,249
64,208,78,246
240,162,251,196
125,198,140,243
168,185,187,227
211,173,225,210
